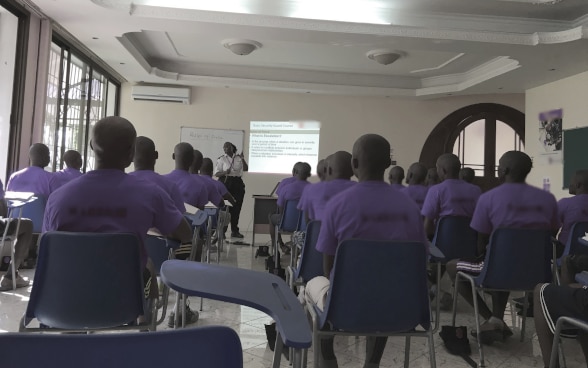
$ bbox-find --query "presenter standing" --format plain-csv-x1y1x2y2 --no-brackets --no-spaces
215,142,248,238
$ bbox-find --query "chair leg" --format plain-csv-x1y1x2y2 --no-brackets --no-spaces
428,332,437,368
273,331,284,368
470,282,485,368
451,274,460,326
404,336,411,368
275,225,280,269
520,292,528,342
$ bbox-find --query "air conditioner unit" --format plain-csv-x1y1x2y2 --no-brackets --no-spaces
131,85,191,104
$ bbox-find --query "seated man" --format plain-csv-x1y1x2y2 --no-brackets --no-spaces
533,283,588,368
305,134,427,368
556,170,588,256
447,151,559,345
51,150,83,189
422,153,481,239
275,162,302,197
425,167,441,187
7,143,54,199
200,157,236,207
164,143,208,210
459,167,475,184
316,159,327,182
43,116,193,319
298,151,355,223
388,165,405,190
0,180,34,291
190,149,223,207
400,162,429,210
269,162,311,254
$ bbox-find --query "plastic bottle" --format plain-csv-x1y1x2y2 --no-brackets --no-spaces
543,177,551,192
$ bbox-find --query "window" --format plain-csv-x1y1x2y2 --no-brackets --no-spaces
42,39,120,172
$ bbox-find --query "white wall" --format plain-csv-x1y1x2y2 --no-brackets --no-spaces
0,10,18,185
525,70,588,200
120,84,523,233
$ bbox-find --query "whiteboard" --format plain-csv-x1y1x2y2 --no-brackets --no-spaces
180,127,245,162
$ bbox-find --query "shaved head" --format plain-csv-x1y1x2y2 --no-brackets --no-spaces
406,162,427,185
190,150,204,174
498,151,532,183
571,170,588,195
436,153,461,180
352,134,391,181
317,159,327,181
426,168,440,186
201,157,214,176
134,136,158,170
63,150,82,170
91,116,136,170
388,166,405,185
329,151,353,180
296,162,312,180
459,167,475,184
29,143,50,168
173,142,195,171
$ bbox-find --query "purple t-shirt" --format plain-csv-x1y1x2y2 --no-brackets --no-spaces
298,179,356,221
277,179,310,207
7,166,55,199
557,194,588,245
194,174,223,206
421,179,481,220
470,183,560,235
400,184,429,210
129,170,186,213
164,169,208,209
390,183,405,190
276,176,297,197
51,168,83,190
199,175,227,206
317,181,427,260
43,170,184,266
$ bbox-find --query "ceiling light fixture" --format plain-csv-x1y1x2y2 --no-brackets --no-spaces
366,49,405,65
222,39,262,56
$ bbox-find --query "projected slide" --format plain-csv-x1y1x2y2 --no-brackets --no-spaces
248,121,320,174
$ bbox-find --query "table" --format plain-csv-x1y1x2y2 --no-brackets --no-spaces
251,195,277,247
160,260,311,368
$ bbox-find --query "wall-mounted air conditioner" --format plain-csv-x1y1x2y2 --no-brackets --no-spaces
131,85,191,104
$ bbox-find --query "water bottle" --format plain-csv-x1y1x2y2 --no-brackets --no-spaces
543,177,551,192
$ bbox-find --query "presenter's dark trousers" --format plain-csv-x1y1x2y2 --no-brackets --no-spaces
222,176,245,234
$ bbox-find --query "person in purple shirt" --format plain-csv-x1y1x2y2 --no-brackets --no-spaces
400,162,429,210
269,163,311,253
298,151,355,223
7,143,54,199
164,143,208,210
447,151,559,345
556,170,588,249
304,134,427,368
425,167,441,187
275,162,302,197
129,136,186,213
0,179,34,291
51,150,83,190
316,158,327,182
388,165,405,190
459,167,476,184
422,153,481,239
200,158,236,206
43,116,192,304
189,149,223,207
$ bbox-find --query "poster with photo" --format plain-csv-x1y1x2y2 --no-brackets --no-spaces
538,108,563,153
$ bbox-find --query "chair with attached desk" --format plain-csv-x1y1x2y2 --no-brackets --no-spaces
307,239,437,368
451,228,554,368
20,231,155,332
274,199,303,270
0,326,243,368
286,220,323,293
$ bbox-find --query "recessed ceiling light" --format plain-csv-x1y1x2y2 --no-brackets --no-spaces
366,49,405,65
222,39,262,56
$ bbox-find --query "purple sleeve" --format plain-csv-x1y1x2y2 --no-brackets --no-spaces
169,183,186,213
557,199,566,227
421,186,440,220
215,181,228,196
315,201,339,256
277,189,286,207
470,194,492,234
297,186,310,211
197,186,209,208
151,187,185,236
548,194,561,231
42,196,56,233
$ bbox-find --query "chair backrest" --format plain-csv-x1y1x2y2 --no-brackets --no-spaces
25,232,144,329
295,221,323,282
280,199,302,233
476,228,553,290
298,212,308,232
321,239,430,332
563,221,588,259
432,216,478,261
145,235,180,276
9,196,46,233
0,326,243,368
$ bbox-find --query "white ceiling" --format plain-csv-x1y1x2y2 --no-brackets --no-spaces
26,0,588,97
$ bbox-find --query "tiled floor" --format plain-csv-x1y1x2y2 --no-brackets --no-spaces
1,232,586,367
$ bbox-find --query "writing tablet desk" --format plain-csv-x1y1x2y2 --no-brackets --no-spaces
161,260,311,368
252,195,277,247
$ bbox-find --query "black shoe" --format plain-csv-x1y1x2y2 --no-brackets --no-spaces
231,232,244,239
168,306,199,328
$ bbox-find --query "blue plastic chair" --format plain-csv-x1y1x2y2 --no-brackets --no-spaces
0,326,243,368
558,221,588,265
451,228,554,368
9,195,45,233
145,235,180,326
286,220,323,291
20,231,151,332
432,216,478,261
307,239,436,368
550,316,588,368
273,199,302,269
